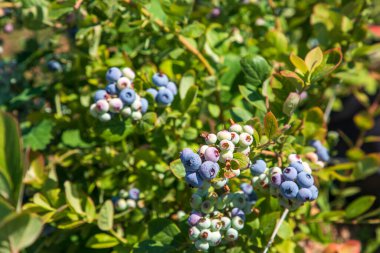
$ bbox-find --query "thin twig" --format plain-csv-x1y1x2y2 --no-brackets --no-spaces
263,208,289,253
139,7,215,76
74,0,83,10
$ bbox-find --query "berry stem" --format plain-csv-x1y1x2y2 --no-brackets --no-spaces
262,208,289,253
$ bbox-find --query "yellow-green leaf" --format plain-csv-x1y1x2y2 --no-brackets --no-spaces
264,112,278,139
305,47,323,73
289,53,308,74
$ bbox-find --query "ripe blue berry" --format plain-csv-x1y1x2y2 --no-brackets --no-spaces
152,73,169,87
128,188,140,200
140,98,148,113
105,83,118,95
297,188,312,202
290,161,304,173
180,148,194,163
308,185,319,200
156,88,174,105
146,88,158,99
280,181,299,199
119,88,136,105
188,212,203,226
183,153,202,172
297,172,314,188
240,183,253,195
316,147,330,162
250,160,266,176
94,90,108,102
204,147,220,163
199,161,220,180
47,60,62,72
283,167,298,181
106,67,123,83
185,172,203,188
167,81,178,95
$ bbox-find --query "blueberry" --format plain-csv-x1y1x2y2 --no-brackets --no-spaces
297,188,312,202
231,207,246,221
180,148,194,163
217,130,231,141
240,183,253,195
105,83,118,95
94,90,108,102
290,161,304,173
140,98,148,113
156,88,174,105
247,191,258,203
152,73,169,87
208,231,222,246
89,104,98,117
167,81,177,95
189,226,200,240
109,98,123,113
250,160,266,176
128,188,140,200
219,140,235,151
182,153,202,172
310,140,323,149
308,185,319,200
197,217,211,229
220,216,231,230
185,172,203,188
190,193,203,209
119,88,136,105
95,99,109,113
316,147,330,162
106,67,122,83
204,147,220,163
210,219,222,231
230,132,240,144
270,173,283,187
47,60,62,72
283,167,298,181
98,113,111,122
121,107,132,117
225,228,239,241
146,88,158,99
201,200,214,214
243,125,254,135
280,181,299,199
122,67,135,80
195,240,209,251
188,212,203,226
229,124,243,133
199,161,220,180
297,172,314,188
231,216,244,230
205,133,217,144
117,77,132,90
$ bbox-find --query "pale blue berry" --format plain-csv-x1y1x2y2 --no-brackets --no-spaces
290,161,304,173
152,73,169,87
199,161,220,180
106,67,123,83
183,153,202,172
204,147,220,163
280,181,299,199
156,88,174,105
119,88,136,105
297,188,312,202
105,83,118,95
140,98,148,113
185,172,203,188
94,90,108,102
283,167,298,181
167,81,177,95
308,185,319,200
128,188,140,200
146,88,158,99
250,160,266,176
297,172,314,188
240,183,253,195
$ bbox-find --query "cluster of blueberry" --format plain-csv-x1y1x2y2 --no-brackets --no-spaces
250,155,319,211
146,73,177,105
187,182,257,251
89,68,178,122
310,140,330,163
180,123,254,188
113,188,141,212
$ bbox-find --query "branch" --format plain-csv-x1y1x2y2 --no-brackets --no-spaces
139,7,215,76
262,208,289,253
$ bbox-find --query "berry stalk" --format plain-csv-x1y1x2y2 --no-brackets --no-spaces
262,208,289,253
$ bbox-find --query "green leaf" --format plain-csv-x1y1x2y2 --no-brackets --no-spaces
207,103,220,118
98,200,114,231
23,119,54,151
179,71,195,100
289,53,308,74
282,92,300,116
86,233,119,249
302,107,326,141
85,197,96,223
230,107,252,122
305,47,323,73
181,21,205,38
64,181,84,215
93,118,134,142
277,220,294,239
169,159,185,179
264,112,278,139
354,111,374,131
238,85,266,112
137,112,157,133
148,218,183,245
62,129,93,148
0,212,43,251
346,196,376,219
0,112,23,206
240,55,271,87
181,85,198,112
232,153,250,170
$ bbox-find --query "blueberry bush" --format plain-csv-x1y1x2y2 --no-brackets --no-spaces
1,0,380,252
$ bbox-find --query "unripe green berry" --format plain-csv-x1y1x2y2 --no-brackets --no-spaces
210,219,222,231
220,216,231,230
197,217,211,229
190,193,203,209
189,226,200,240
225,228,239,241
231,216,244,230
195,240,209,251
201,200,214,214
